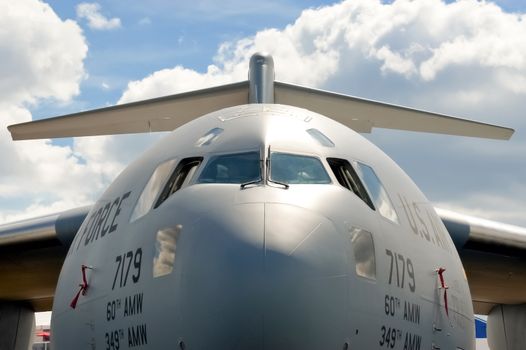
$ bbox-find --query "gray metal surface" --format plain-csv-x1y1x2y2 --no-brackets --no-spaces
48,104,474,349
55,205,91,246
0,213,58,245
488,304,526,350
248,52,275,103
0,206,90,247
0,302,35,350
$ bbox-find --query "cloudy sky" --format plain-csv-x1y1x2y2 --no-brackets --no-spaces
1,0,525,233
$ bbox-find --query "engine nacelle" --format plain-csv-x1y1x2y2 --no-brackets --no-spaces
488,304,526,350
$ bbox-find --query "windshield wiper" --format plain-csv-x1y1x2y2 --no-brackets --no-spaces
266,145,289,189
268,178,289,189
240,178,262,190
240,153,265,190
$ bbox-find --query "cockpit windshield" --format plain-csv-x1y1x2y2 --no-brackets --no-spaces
270,152,331,184
197,151,261,184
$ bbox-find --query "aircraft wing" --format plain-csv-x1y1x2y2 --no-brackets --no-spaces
437,208,526,314
8,81,513,140
0,206,90,311
1,204,524,314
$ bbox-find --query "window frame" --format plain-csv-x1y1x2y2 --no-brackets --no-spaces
269,151,332,185
130,158,179,223
327,157,374,209
196,150,262,185
154,157,203,209
353,161,399,224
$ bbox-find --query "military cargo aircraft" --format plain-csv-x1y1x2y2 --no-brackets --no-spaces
1,53,525,350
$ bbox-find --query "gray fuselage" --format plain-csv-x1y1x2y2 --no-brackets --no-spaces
51,104,474,350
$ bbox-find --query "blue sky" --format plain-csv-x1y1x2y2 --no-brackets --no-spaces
2,0,526,227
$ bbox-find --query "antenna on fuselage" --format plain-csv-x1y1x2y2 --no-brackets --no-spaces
248,52,275,104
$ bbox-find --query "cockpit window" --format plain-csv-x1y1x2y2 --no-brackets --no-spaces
327,158,374,209
270,152,331,184
130,158,178,222
354,162,399,223
195,127,223,147
155,157,203,209
197,152,261,184
306,128,335,147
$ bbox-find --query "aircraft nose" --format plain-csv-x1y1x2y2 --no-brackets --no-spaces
263,203,348,349
177,203,348,350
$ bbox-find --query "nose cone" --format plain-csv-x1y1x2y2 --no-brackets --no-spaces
263,203,349,349
179,203,348,349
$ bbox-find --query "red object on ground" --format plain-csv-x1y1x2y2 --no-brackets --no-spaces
37,330,50,341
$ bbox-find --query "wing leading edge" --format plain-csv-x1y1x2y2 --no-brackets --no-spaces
436,208,526,314
0,206,90,311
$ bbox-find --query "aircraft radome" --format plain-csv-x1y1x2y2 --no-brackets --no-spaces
1,53,526,350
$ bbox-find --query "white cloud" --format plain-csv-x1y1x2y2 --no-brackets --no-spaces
76,2,121,30
0,0,101,224
0,0,87,104
119,65,234,103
